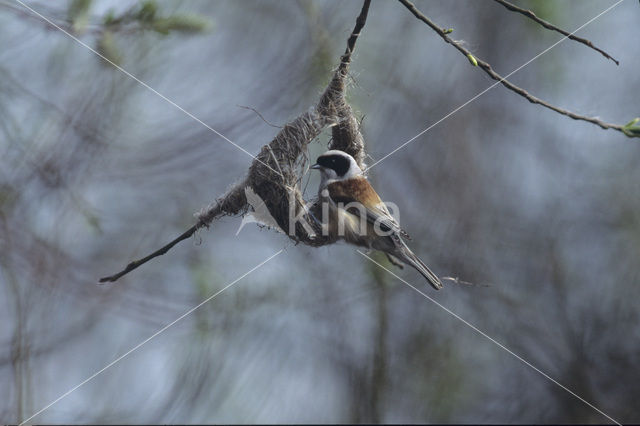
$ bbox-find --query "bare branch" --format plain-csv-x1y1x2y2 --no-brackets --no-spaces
99,225,198,283
99,180,249,283
397,0,638,138
491,0,619,65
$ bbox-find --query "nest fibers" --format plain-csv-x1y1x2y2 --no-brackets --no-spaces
196,41,368,247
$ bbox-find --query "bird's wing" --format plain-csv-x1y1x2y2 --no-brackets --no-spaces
327,178,402,234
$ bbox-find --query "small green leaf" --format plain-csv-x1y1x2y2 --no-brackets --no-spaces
151,15,211,35
443,28,454,34
103,9,116,26
84,211,103,233
97,31,122,66
136,0,158,22
68,0,91,34
466,53,478,67
623,127,640,137
622,117,640,137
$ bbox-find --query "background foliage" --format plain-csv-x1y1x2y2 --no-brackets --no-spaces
1,0,639,423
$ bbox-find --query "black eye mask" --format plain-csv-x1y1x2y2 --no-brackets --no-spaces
316,154,351,177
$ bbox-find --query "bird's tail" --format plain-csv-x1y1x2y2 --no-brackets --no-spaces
397,243,442,290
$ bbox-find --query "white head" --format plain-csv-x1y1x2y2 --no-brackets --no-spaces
311,150,362,187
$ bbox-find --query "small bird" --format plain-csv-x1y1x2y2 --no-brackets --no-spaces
311,150,442,290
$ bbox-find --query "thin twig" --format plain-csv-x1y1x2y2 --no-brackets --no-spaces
99,225,198,282
491,0,619,65
397,0,634,137
237,105,282,128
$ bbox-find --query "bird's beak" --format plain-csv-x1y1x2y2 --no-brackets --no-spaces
311,163,322,170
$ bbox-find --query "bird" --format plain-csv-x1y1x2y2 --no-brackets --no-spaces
311,150,442,290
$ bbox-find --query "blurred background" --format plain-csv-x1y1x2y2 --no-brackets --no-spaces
1,0,639,423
